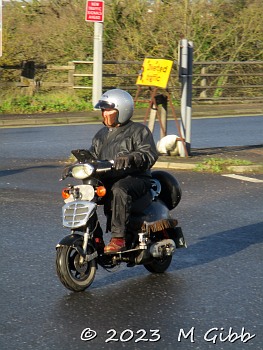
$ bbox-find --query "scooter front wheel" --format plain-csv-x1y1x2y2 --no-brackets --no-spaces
144,256,172,273
56,244,96,292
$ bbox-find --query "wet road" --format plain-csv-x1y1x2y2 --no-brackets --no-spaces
0,116,262,160
0,120,262,350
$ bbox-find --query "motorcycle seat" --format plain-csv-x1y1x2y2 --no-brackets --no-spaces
131,191,152,214
130,177,162,215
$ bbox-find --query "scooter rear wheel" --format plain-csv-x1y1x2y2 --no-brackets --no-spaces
144,256,172,273
56,243,96,292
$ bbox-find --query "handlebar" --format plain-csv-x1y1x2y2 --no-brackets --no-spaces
95,160,114,172
60,158,114,181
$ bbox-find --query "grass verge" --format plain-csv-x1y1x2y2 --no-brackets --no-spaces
0,92,93,114
194,157,253,173
0,91,179,114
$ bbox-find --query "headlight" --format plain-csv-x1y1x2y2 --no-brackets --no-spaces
63,185,95,203
78,185,95,201
71,164,94,179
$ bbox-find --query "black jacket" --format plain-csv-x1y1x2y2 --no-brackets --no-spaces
88,120,158,179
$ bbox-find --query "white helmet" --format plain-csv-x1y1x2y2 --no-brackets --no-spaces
94,89,134,124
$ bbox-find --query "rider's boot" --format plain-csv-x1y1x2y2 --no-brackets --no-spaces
104,238,126,254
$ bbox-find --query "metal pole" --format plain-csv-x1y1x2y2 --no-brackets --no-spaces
180,39,188,157
92,22,103,107
186,40,193,155
179,39,193,156
0,0,2,57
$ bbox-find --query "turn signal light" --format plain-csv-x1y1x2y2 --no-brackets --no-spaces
62,188,70,199
96,186,106,197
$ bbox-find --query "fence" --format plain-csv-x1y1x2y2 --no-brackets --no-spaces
0,60,262,102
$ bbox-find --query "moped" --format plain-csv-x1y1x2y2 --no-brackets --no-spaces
56,150,186,292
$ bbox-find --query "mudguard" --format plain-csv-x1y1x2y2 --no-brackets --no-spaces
56,233,83,249
167,227,187,248
56,233,98,265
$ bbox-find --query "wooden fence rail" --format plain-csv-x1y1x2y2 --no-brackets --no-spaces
0,60,262,102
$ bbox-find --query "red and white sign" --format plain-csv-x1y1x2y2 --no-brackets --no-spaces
85,1,104,23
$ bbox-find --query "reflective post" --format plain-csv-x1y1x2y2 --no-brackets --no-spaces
179,39,193,156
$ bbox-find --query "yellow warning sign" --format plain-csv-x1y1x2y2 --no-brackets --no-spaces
136,58,173,89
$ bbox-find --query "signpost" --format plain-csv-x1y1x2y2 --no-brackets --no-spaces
136,58,173,89
135,56,190,157
85,1,104,106
85,0,104,22
0,0,2,57
136,58,173,138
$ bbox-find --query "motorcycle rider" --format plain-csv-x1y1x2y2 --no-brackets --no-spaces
88,89,158,254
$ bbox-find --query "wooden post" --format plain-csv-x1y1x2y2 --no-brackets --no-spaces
148,103,157,133
20,61,35,96
68,61,75,89
200,66,207,98
147,89,166,138
156,94,167,139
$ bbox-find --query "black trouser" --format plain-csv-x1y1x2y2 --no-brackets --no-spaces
105,175,152,238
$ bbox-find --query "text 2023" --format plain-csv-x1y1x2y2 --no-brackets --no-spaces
105,329,161,343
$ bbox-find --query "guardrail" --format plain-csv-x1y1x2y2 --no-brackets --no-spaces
0,60,262,102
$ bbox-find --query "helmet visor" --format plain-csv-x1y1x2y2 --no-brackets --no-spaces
94,100,116,110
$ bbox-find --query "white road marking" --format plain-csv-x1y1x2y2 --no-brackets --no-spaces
222,174,263,183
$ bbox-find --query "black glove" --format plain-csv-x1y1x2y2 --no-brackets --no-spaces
114,153,143,170
114,155,133,170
